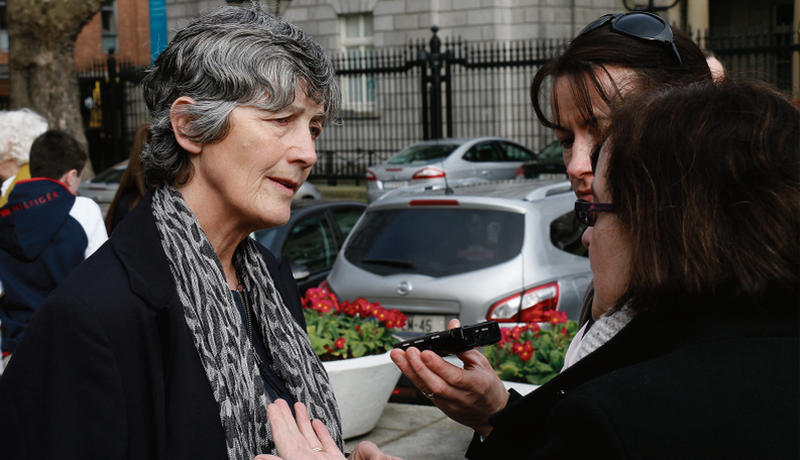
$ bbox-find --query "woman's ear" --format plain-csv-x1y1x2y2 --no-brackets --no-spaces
170,96,202,155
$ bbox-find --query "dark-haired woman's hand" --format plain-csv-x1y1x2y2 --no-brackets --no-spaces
389,319,510,437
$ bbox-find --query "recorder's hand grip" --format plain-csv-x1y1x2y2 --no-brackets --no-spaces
393,321,501,356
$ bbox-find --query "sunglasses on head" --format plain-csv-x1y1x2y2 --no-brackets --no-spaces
578,12,683,65
574,199,615,227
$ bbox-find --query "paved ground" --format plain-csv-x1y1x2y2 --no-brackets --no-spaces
343,403,474,460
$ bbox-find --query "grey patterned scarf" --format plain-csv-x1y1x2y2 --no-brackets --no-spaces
151,185,342,459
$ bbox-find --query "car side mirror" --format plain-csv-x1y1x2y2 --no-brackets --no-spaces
291,264,311,281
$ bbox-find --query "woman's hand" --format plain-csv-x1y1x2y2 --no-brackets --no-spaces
389,319,510,438
254,399,344,460
254,400,402,460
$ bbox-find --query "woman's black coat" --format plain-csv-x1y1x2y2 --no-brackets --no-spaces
466,294,799,459
0,194,306,459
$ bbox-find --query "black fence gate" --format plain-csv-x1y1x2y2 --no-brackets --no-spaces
78,54,149,174
313,30,568,183
314,26,800,183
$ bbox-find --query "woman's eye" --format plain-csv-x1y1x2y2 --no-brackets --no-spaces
558,138,574,149
310,126,322,139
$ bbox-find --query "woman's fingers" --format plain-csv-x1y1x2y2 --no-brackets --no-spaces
294,402,324,449
311,419,342,453
267,399,303,453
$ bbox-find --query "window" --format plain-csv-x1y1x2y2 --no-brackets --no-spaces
345,208,524,277
331,206,364,239
463,143,503,162
340,14,375,112
550,211,587,257
0,1,7,52
282,213,338,274
101,1,119,54
499,142,535,161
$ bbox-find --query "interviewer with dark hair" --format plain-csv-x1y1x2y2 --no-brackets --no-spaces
0,5,348,459
261,80,799,459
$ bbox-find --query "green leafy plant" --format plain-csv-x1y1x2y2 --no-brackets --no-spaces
302,287,408,361
483,310,579,385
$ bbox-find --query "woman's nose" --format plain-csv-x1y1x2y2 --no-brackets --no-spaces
567,136,594,179
290,128,318,167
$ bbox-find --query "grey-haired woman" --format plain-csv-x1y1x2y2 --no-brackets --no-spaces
0,6,345,459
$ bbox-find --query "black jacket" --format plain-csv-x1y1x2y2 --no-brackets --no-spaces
466,293,799,459
0,193,305,459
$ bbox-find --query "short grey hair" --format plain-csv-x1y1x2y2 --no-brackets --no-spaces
0,109,49,165
141,5,340,186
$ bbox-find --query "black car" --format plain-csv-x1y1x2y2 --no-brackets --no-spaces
252,200,366,294
517,140,567,179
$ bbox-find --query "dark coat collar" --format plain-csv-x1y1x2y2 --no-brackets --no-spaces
109,192,179,311
108,192,305,327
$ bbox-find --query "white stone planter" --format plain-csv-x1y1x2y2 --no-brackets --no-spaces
323,350,401,439
502,380,539,396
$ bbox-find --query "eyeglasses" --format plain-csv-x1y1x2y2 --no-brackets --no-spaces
578,12,683,65
574,199,615,227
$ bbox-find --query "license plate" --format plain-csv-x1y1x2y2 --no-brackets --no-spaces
399,315,446,334
382,180,408,190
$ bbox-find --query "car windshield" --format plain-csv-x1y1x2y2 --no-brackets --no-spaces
387,144,460,165
344,208,524,277
92,166,126,183
537,141,562,161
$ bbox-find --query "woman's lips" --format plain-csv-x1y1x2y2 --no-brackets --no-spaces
269,177,299,192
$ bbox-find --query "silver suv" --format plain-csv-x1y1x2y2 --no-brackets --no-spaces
325,179,592,336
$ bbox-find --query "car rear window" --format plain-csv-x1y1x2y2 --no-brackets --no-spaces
387,144,459,165
344,208,524,277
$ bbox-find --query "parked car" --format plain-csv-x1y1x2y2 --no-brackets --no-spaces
78,160,129,205
365,137,536,202
252,200,366,294
516,140,568,179
326,179,591,337
79,160,322,213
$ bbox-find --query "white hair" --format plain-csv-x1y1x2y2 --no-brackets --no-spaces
0,109,49,165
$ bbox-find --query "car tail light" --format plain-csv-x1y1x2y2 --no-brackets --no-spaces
365,170,376,181
515,166,524,178
411,166,446,180
487,282,559,323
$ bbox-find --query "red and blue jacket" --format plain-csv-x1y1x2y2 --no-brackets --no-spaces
0,178,107,355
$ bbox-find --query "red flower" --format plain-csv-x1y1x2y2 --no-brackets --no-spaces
543,310,568,326
354,325,361,333
334,337,346,349
561,326,569,336
392,310,408,328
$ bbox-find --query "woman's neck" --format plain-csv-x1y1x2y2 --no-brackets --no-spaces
176,182,249,291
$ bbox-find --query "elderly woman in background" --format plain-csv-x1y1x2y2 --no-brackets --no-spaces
263,80,799,458
0,6,345,459
0,109,49,206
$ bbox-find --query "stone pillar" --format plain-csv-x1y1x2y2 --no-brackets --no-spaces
687,0,710,44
